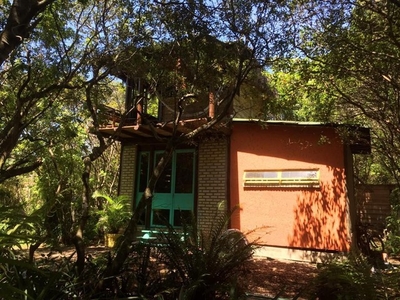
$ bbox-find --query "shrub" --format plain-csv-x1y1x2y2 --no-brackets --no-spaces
385,188,400,255
156,211,255,300
307,255,377,300
94,192,131,234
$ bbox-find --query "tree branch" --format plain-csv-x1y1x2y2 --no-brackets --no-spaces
0,159,42,183
0,0,56,66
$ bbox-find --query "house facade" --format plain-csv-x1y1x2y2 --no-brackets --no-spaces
116,136,230,233
229,120,368,260
101,108,370,260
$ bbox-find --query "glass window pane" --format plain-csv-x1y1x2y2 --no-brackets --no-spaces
244,171,278,179
138,209,146,225
138,152,149,192
281,170,318,179
152,209,170,226
243,169,319,187
154,152,172,193
174,210,192,226
175,152,194,194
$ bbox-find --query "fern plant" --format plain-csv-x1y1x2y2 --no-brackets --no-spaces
157,210,255,300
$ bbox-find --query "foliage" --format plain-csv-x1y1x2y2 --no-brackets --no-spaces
0,205,44,249
353,154,395,185
0,205,66,299
285,0,400,184
0,205,66,300
94,192,131,234
309,253,400,300
308,255,378,300
266,60,338,122
385,188,400,255
118,242,168,298
155,211,255,300
93,210,254,299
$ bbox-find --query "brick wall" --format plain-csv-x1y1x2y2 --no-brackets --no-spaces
356,184,395,230
118,144,137,206
197,137,229,232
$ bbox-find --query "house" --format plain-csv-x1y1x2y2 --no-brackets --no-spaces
229,120,370,260
99,74,371,261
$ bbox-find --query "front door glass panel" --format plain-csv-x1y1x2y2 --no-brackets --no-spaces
136,149,195,227
175,152,194,194
154,152,172,193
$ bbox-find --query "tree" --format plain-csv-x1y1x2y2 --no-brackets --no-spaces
284,0,400,184
0,0,135,273
266,59,337,122
1,0,292,279
0,0,56,66
100,0,293,279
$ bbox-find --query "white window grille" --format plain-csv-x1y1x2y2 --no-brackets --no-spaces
243,169,320,188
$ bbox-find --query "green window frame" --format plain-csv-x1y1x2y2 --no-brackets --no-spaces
136,149,196,227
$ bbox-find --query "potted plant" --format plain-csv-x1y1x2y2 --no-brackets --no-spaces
94,191,131,247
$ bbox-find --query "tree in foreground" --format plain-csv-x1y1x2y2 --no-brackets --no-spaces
0,0,293,290
99,0,294,281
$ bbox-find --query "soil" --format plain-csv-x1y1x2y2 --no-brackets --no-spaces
245,257,318,299
25,245,400,299
29,245,319,299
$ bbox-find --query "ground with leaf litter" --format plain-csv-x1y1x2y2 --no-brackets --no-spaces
29,245,400,299
31,245,319,299
244,257,318,299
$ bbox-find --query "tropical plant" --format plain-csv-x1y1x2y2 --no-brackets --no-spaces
0,204,72,300
309,252,400,300
94,192,131,234
156,211,255,300
121,241,167,298
308,255,377,300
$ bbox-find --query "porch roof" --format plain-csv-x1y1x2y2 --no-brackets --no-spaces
98,117,230,141
98,113,370,154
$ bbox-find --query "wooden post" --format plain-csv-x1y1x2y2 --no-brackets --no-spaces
136,102,143,125
209,90,215,119
125,78,134,112
136,78,143,125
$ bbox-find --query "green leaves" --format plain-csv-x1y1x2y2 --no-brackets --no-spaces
94,192,131,234
0,206,43,248
157,210,254,299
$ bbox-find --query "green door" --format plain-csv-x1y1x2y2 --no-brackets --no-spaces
136,149,195,227
171,150,195,226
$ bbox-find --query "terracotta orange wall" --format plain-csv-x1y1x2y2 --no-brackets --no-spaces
230,122,350,252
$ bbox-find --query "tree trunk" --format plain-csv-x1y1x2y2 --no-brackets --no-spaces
73,156,91,274
101,143,175,279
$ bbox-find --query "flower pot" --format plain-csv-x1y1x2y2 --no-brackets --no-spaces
105,233,122,248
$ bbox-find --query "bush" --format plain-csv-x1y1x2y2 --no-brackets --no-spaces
385,188,400,255
308,255,377,300
0,235,68,300
156,211,255,300
94,192,131,234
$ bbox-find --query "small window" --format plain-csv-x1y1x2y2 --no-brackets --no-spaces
243,169,319,188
